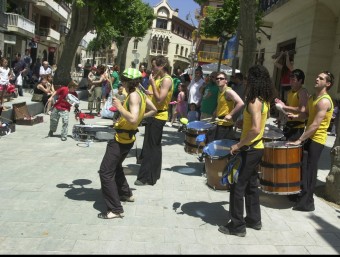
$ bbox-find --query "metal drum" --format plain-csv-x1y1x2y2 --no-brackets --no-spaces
259,141,302,195
184,121,215,155
66,94,80,106
72,124,116,141
203,139,237,190
263,126,284,142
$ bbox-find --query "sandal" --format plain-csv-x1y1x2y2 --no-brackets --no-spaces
97,211,124,219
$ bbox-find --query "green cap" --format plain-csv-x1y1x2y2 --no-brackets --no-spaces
122,68,142,80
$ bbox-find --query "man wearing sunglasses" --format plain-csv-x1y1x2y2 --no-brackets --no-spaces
287,71,335,212
212,72,244,141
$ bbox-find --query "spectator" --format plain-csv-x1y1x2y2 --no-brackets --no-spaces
12,52,27,96
200,71,219,121
187,68,205,119
39,61,52,81
47,80,79,141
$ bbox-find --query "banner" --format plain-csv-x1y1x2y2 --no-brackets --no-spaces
223,35,237,60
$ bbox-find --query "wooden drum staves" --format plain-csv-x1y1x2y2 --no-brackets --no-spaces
259,141,302,195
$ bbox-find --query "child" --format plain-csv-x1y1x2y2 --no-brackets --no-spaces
112,84,127,122
0,58,14,111
47,80,79,141
169,83,188,127
87,67,97,95
187,103,199,122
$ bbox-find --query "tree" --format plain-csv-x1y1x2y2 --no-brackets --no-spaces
112,1,154,72
53,0,153,86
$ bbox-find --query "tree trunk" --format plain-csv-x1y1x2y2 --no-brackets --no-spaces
239,0,257,74
53,1,95,86
116,35,131,72
326,133,340,204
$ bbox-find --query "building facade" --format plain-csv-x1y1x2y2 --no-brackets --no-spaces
253,0,340,97
125,0,196,73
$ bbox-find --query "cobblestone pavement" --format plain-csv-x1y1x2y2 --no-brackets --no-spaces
0,96,339,254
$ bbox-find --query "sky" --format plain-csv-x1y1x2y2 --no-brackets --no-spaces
142,0,200,27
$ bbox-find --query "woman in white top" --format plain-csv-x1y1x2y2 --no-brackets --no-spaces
0,58,14,111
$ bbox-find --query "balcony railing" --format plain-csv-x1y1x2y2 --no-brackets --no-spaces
79,39,88,48
259,0,289,14
36,0,68,21
197,51,229,64
5,13,35,37
37,27,60,42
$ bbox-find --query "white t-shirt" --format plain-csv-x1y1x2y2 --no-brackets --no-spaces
0,67,11,85
39,66,52,80
188,78,204,106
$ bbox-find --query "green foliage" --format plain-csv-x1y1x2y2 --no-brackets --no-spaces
200,0,240,38
193,0,209,5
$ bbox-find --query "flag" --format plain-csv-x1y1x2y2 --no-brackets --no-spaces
223,34,237,60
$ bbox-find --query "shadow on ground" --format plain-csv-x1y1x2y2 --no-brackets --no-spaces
174,200,229,226
56,179,105,212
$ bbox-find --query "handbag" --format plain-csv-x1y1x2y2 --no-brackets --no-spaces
15,74,23,86
31,93,43,102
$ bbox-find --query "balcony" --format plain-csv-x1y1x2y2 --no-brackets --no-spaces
259,0,289,15
197,51,229,65
36,0,69,22
173,54,190,64
79,39,88,48
37,27,60,43
5,13,35,38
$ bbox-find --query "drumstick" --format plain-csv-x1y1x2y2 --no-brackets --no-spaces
215,117,233,124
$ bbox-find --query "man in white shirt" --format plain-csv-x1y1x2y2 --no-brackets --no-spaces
39,61,52,81
187,68,205,119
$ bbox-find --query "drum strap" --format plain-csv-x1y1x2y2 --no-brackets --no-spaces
240,138,262,151
260,161,302,169
115,128,139,139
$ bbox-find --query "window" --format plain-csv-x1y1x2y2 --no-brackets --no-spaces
152,36,158,53
180,46,184,56
133,39,138,50
185,48,188,57
163,38,169,55
157,37,163,54
176,44,179,55
156,18,167,29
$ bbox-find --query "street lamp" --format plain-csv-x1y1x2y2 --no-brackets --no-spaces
217,31,230,72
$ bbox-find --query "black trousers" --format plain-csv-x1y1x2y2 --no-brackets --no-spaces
137,117,165,185
229,148,264,230
283,127,305,142
295,139,324,211
99,139,134,213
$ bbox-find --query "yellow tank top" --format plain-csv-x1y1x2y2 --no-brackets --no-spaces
152,74,173,121
114,90,146,144
240,100,270,149
306,94,333,144
286,88,306,128
216,87,234,126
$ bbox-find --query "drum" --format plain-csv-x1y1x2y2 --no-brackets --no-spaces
72,124,116,141
263,126,284,142
184,121,215,155
259,141,302,195
66,94,80,106
203,139,237,190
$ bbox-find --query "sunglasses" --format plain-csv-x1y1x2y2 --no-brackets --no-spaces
216,77,226,81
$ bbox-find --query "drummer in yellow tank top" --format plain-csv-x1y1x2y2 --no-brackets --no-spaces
218,65,275,237
286,71,334,212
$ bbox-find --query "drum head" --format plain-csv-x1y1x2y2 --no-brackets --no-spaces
203,139,237,158
186,121,214,131
67,94,80,105
263,129,283,140
264,141,301,148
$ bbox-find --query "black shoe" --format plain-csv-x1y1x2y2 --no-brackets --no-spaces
246,221,262,230
292,205,315,212
134,180,148,186
48,130,53,137
287,194,300,202
218,224,246,237
61,137,67,141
